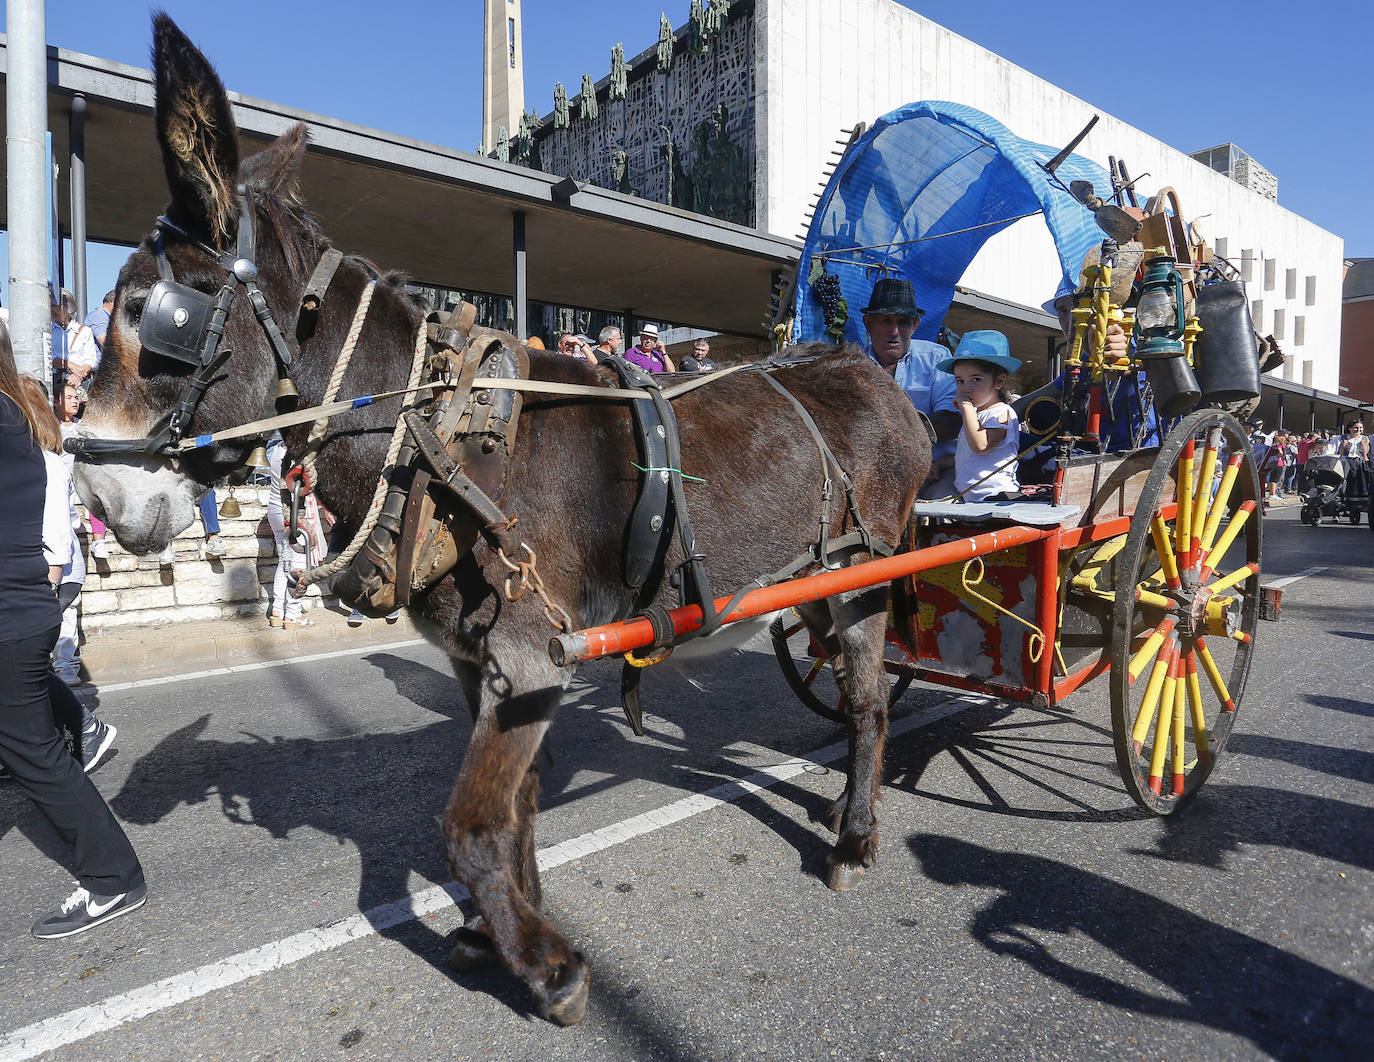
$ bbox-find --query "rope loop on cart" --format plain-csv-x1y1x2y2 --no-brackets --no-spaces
959,556,1046,664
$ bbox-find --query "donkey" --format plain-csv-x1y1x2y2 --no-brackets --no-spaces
73,16,929,1025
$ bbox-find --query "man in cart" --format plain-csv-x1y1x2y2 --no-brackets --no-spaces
860,277,961,496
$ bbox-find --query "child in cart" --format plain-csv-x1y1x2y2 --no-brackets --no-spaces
934,331,1023,502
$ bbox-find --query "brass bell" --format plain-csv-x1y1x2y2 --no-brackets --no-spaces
245,445,270,470
275,376,300,412
218,489,242,519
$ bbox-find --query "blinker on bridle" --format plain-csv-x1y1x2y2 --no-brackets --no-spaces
65,188,301,459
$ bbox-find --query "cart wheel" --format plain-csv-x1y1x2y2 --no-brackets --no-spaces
1299,507,1313,525
1109,410,1261,815
770,614,914,725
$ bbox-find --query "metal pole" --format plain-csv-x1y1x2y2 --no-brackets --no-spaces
1309,400,1316,433
1276,392,1284,432
69,93,88,319
512,210,527,340
6,0,51,382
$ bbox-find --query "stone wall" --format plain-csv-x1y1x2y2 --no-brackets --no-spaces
78,485,332,631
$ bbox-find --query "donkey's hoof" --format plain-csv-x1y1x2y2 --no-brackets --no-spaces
826,862,867,892
447,924,498,972
540,953,590,1026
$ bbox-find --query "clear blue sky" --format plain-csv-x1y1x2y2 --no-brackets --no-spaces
3,0,1366,306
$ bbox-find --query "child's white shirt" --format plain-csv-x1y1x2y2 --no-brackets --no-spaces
955,401,1020,501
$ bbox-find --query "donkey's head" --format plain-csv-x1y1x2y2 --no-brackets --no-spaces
73,14,324,552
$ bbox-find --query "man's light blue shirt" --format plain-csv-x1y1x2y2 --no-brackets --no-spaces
867,338,958,461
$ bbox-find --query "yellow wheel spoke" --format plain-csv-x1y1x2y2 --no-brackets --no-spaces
1150,516,1181,588
1184,649,1211,766
1192,433,1221,548
1175,441,1195,571
1206,562,1260,597
1170,664,1187,795
1149,652,1178,795
1200,455,1244,555
1135,587,1175,612
1129,617,1177,682
1134,639,1175,753
1200,500,1256,582
803,659,827,686
1194,637,1236,712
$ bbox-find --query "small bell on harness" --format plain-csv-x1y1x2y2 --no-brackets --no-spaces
275,376,300,412
218,489,242,519
245,445,270,470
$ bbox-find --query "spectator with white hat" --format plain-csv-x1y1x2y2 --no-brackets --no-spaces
624,323,675,374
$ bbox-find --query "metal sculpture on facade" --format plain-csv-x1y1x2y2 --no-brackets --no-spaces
656,12,675,72
610,43,627,101
553,82,569,130
578,74,599,122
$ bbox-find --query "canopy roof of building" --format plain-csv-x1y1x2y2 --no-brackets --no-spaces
0,40,796,337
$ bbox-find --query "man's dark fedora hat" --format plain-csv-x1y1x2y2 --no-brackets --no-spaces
861,277,925,318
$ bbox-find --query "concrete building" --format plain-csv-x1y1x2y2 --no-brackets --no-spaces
482,0,525,156
525,0,1344,393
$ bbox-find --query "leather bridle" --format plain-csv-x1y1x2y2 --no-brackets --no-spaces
65,188,311,461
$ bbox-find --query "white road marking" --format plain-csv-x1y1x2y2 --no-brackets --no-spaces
1263,566,1327,589
93,640,427,694
0,694,993,1061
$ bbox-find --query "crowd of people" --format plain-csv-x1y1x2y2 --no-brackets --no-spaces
1248,419,1371,505
536,322,717,374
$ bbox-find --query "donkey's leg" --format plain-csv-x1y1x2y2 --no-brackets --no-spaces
441,655,589,1025
824,586,891,892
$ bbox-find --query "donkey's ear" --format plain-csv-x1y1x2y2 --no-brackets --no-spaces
240,123,309,196
152,13,239,246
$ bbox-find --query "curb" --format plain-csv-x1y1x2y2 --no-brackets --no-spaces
78,610,423,687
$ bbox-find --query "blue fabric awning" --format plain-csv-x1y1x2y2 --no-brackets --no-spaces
794,101,1111,343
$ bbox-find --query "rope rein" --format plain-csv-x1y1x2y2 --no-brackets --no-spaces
302,280,376,491
293,317,427,596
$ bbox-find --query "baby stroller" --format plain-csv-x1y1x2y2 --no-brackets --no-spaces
1300,454,1370,525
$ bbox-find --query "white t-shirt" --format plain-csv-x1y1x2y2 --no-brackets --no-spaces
955,401,1021,501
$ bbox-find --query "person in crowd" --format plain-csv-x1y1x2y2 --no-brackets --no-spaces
1295,431,1318,493
557,333,599,364
1282,433,1300,495
54,375,112,561
82,290,116,354
265,432,316,629
198,490,227,558
624,323,674,373
1338,418,1370,462
1258,431,1285,505
21,378,90,688
860,277,959,496
934,332,1022,501
1,326,145,937
594,325,622,360
680,338,718,373
1319,428,1340,456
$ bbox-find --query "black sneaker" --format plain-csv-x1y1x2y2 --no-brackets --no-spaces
80,719,117,774
32,882,147,939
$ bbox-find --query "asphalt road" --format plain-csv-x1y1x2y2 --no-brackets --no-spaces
2,507,1371,1061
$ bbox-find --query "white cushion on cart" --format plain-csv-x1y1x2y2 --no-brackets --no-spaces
912,500,1082,527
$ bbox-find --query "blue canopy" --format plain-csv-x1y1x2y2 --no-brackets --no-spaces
794,101,1112,344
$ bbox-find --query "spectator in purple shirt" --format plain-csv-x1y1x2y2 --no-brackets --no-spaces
623,323,675,374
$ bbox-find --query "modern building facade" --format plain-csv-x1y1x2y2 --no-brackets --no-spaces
522,0,1345,392
1340,258,1374,413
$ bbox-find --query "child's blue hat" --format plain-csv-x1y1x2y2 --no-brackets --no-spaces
935,330,1021,375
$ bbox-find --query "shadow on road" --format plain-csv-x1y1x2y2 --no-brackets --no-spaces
908,833,1373,1059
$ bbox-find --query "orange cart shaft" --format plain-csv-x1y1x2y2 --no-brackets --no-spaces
550,524,1055,666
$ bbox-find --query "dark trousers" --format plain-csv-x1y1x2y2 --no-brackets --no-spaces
0,625,144,896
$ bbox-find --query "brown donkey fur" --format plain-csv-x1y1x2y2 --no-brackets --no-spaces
75,16,930,1025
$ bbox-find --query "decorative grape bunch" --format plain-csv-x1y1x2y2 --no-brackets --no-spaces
811,269,848,343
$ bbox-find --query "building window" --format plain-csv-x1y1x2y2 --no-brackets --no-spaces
1263,258,1276,291
1294,315,1305,346
1285,268,1297,299
1215,236,1229,260
1282,356,1293,382
1251,300,1264,333
1273,308,1285,340
1242,250,1254,283
1302,360,1313,387
509,17,516,67
1305,275,1317,305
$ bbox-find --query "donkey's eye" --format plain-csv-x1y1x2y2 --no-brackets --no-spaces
124,298,146,325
